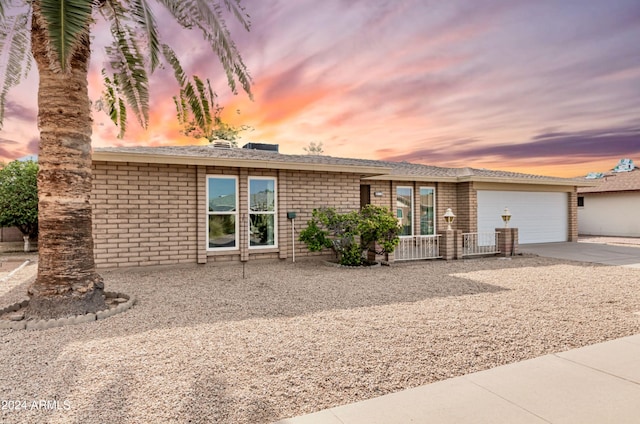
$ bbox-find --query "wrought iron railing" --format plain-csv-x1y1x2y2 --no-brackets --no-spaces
462,232,499,256
395,235,441,261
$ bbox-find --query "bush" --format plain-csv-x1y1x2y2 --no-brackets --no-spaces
299,205,400,266
0,160,38,239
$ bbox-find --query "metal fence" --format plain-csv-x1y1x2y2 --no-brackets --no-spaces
462,232,499,256
395,235,441,261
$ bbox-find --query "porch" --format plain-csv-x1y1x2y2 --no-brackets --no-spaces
393,228,518,262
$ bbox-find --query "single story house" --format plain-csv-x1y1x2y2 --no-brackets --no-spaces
91,144,589,268
578,160,640,237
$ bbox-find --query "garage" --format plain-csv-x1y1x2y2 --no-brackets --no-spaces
477,190,568,244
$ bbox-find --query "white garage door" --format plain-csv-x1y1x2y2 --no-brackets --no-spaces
477,191,568,244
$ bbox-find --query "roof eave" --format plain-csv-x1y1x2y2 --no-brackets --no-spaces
578,188,640,194
92,151,392,177
361,174,458,183
457,175,595,187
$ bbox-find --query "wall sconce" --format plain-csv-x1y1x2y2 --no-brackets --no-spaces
443,208,456,231
501,207,512,228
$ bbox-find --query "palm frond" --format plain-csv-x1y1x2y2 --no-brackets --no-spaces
157,0,253,99
0,12,32,128
153,1,192,28
220,0,250,31
161,44,186,87
96,69,127,138
182,81,208,134
192,75,212,130
0,1,5,20
101,0,150,128
173,95,186,126
129,0,160,71
39,0,92,72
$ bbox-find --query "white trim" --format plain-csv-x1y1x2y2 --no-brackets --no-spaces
206,175,239,251
419,186,436,235
248,176,278,249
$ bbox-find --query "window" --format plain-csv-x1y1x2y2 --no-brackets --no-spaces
207,176,238,250
249,177,277,248
419,187,435,235
577,196,584,207
397,186,413,236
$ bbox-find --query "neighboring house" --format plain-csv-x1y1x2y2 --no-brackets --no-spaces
91,145,588,268
578,161,640,237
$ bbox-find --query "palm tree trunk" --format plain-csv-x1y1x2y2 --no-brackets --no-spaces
26,5,106,319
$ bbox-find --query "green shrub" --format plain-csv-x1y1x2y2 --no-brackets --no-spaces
299,205,400,266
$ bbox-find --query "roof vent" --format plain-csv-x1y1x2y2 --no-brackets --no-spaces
242,142,279,152
612,158,635,173
211,140,233,149
585,172,604,179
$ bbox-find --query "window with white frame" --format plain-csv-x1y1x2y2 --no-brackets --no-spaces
207,176,238,250
249,177,277,248
419,187,436,235
397,186,413,236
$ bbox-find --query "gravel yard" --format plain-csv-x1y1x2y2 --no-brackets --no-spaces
1,255,639,423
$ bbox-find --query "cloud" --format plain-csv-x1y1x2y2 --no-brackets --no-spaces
0,136,38,162
380,125,640,165
0,139,21,159
3,102,36,123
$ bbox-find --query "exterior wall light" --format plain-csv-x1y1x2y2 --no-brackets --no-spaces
501,207,512,228
443,208,456,231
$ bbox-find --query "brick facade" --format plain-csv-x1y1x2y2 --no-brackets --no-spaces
455,182,477,232
92,162,359,268
361,180,476,234
568,188,578,242
92,162,198,268
91,159,578,268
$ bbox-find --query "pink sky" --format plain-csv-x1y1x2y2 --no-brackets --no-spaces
1,0,639,177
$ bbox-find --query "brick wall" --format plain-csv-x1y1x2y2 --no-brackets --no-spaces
366,180,393,209
568,188,578,241
361,180,463,234
455,182,477,232
92,161,198,268
436,182,457,231
281,170,360,260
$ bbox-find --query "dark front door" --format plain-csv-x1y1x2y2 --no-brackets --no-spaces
360,185,371,209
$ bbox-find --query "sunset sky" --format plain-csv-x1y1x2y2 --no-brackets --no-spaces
1,0,639,177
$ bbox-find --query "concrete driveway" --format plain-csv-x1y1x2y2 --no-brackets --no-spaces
520,242,640,268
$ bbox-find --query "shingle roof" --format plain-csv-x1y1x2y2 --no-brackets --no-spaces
578,168,640,193
94,145,586,186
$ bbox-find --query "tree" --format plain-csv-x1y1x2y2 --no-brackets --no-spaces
173,73,252,147
0,1,252,319
0,160,38,251
304,141,324,155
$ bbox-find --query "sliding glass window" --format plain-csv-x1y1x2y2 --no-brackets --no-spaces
419,187,435,235
397,186,413,236
249,177,277,248
207,176,238,250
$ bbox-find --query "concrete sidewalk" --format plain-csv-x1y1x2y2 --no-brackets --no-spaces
277,334,640,424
